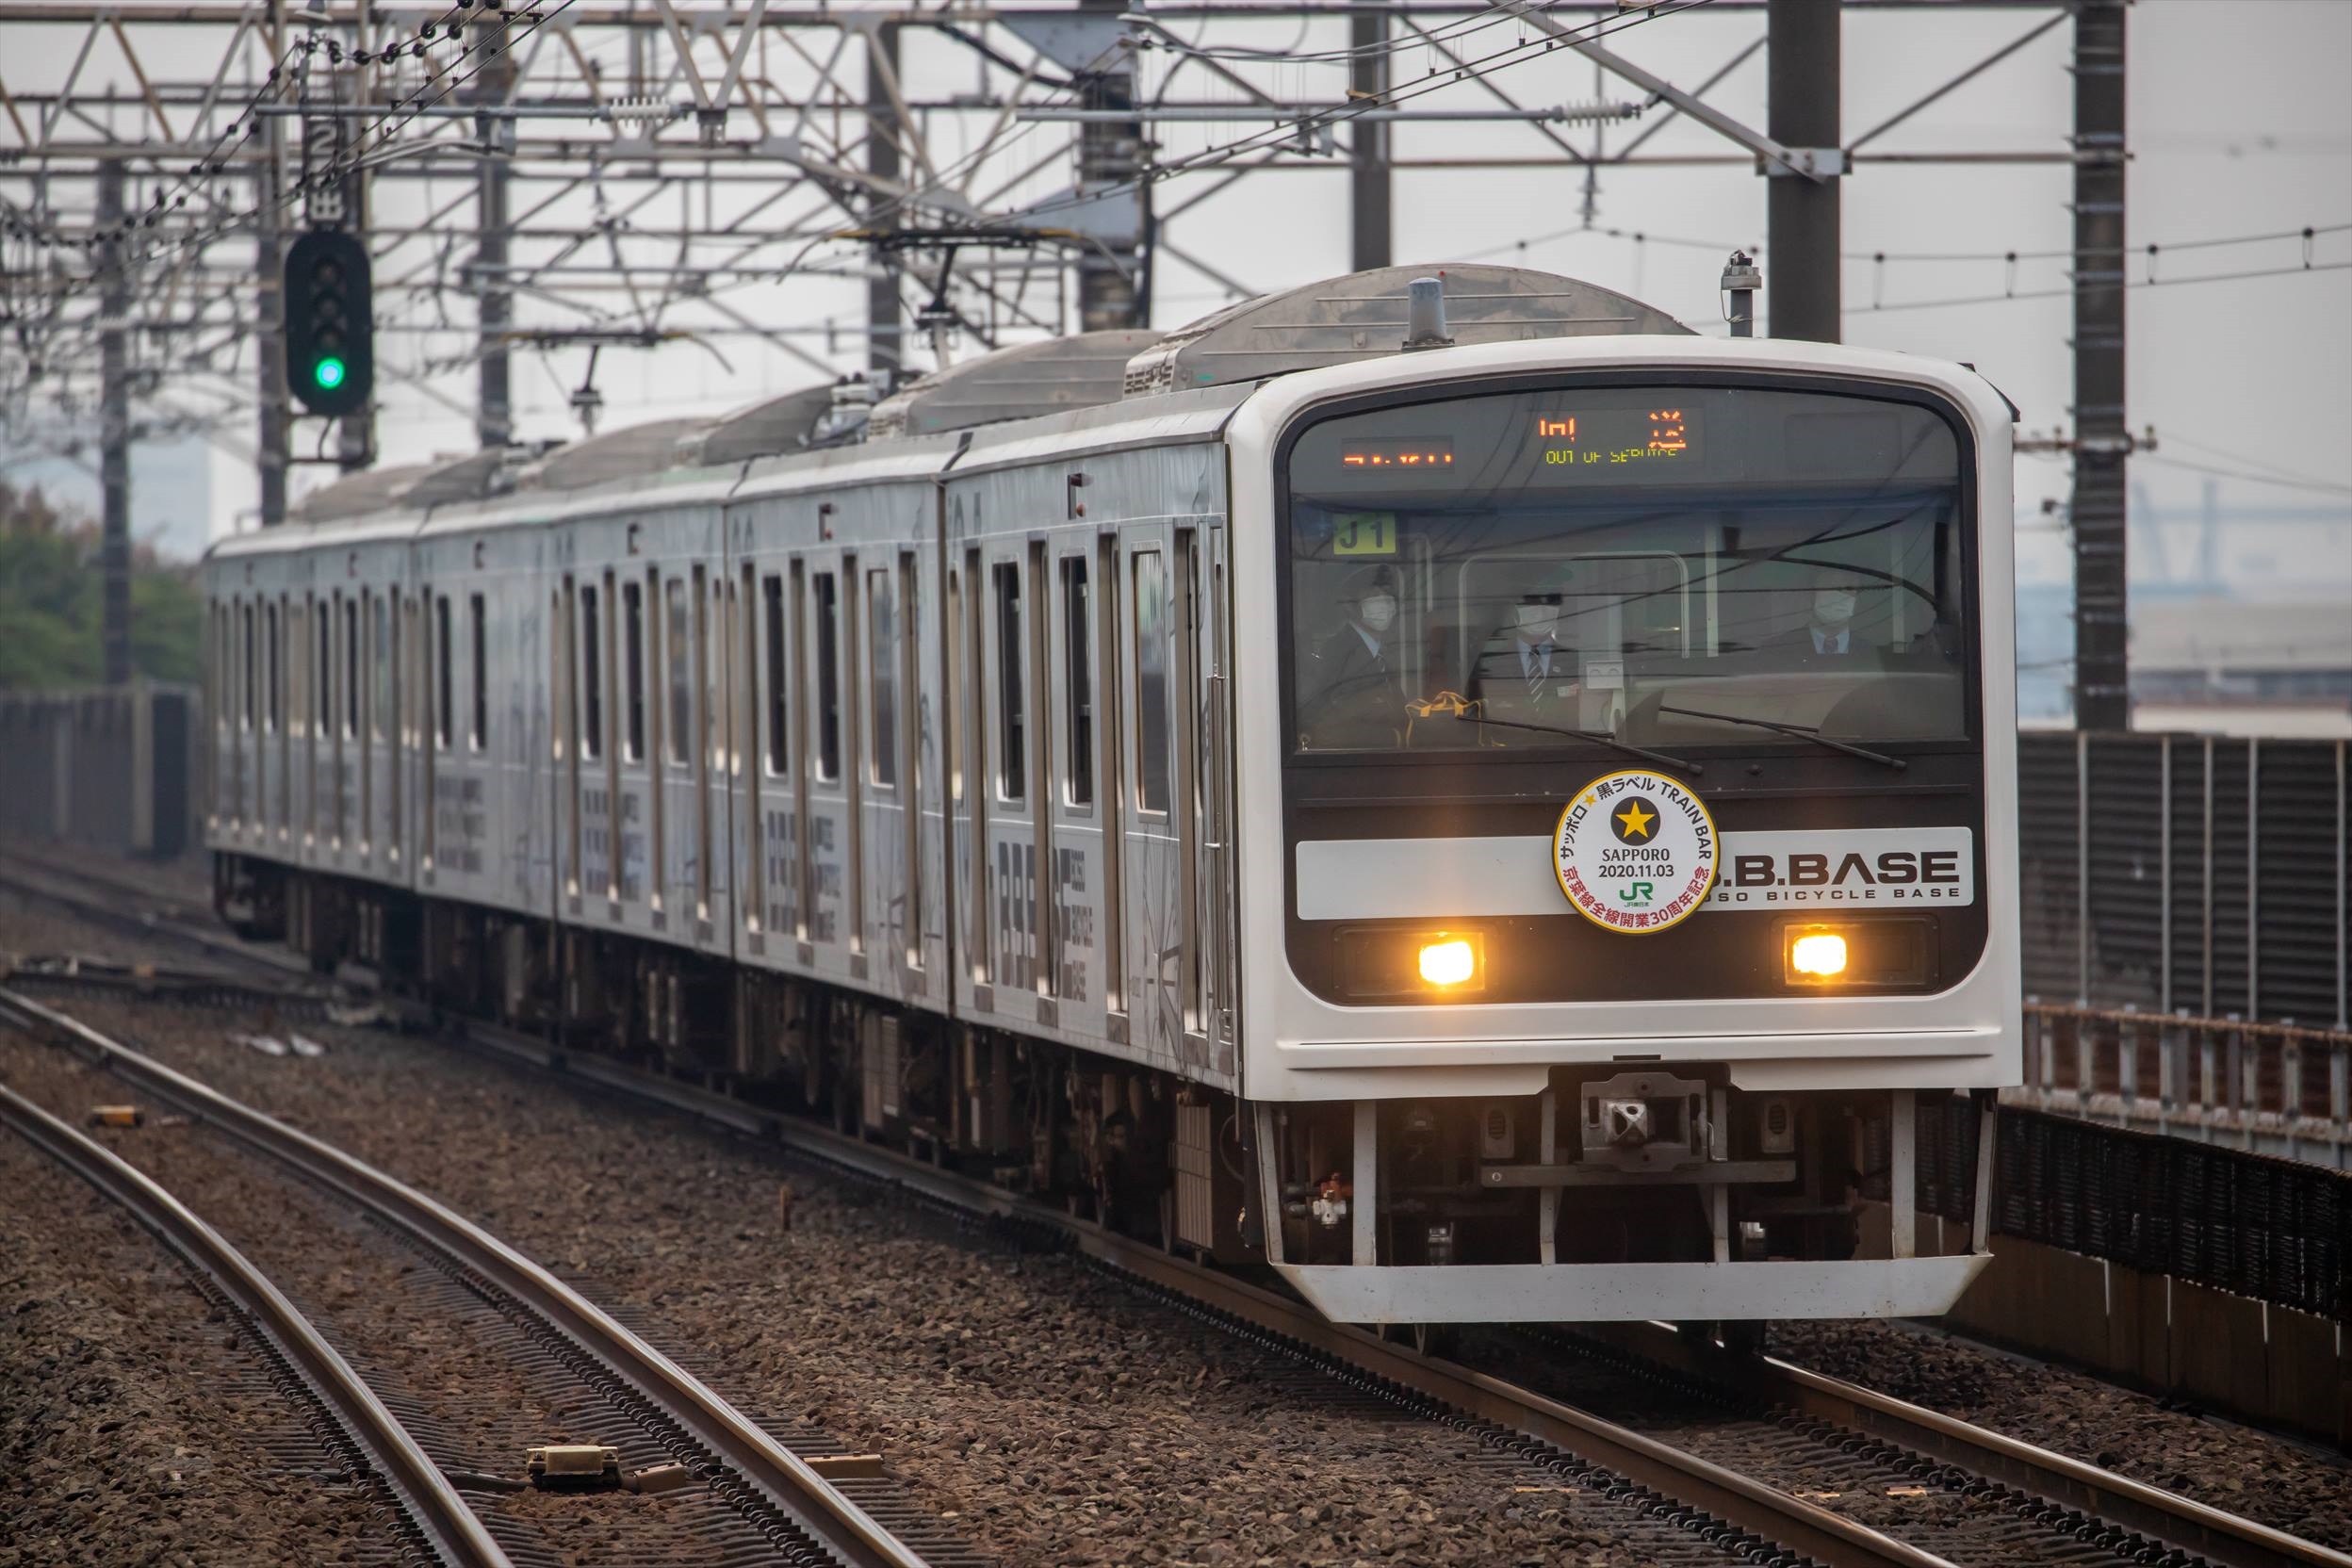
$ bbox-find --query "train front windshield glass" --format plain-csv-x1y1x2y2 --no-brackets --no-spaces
1284,385,1970,755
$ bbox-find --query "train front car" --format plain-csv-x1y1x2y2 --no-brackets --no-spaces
1228,332,2019,1328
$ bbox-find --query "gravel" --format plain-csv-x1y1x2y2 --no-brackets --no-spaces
1768,1318,2351,1548
7,874,2344,1562
0,1117,403,1568
4,988,1723,1568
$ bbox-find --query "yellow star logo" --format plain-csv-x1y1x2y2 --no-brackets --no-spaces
1615,800,1657,840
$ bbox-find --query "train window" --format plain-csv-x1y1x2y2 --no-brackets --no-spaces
1060,556,1092,808
435,594,454,747
371,596,390,741
1285,385,1968,755
993,561,1025,803
318,600,335,736
580,585,602,760
468,592,487,750
666,575,692,765
867,568,896,787
263,603,280,733
1133,550,1171,814
623,580,646,761
761,574,788,776
347,597,363,741
240,603,254,730
813,571,841,781
945,569,963,804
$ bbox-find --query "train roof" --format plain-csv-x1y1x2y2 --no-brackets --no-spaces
213,265,1701,558
866,330,1164,440
1120,264,1689,398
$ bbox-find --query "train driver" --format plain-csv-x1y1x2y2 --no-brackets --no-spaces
1468,563,1583,742
1300,563,1408,749
1768,567,1875,662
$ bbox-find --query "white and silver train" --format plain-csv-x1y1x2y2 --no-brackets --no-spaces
204,265,2019,1330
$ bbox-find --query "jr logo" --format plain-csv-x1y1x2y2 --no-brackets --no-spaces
1617,881,1656,906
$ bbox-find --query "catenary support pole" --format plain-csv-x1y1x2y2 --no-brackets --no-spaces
1349,4,1391,272
98,160,132,684
2069,0,2130,729
338,167,372,471
1764,0,1839,342
867,22,903,379
256,16,288,529
473,10,514,449
1077,0,1146,329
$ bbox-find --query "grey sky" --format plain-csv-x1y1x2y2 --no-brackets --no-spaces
5,1,2346,568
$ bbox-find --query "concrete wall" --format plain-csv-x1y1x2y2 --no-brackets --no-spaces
0,686,198,858
1944,1230,2348,1446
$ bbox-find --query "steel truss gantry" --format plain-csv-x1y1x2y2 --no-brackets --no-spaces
2,0,2124,719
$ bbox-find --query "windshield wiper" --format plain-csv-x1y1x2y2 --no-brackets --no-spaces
1454,710,1703,776
1657,703,1907,772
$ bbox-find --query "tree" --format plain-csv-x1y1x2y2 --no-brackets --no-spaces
0,479,204,690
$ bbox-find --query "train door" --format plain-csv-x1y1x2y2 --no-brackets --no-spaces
802,560,850,957
1117,526,1205,1071
362,586,380,867
743,556,798,950
557,576,578,908
738,557,769,949
859,552,919,983
954,547,988,999
1194,524,1237,1078
706,564,729,944
384,583,402,873
977,540,1040,1003
841,552,866,970
1046,539,1102,1025
341,588,360,857
1092,530,1127,1037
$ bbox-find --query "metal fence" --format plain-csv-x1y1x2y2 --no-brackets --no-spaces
1890,1093,2348,1320
2017,731,2349,1030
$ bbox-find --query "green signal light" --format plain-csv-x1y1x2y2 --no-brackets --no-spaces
314,356,348,391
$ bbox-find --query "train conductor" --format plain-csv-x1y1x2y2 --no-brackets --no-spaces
1301,563,1408,748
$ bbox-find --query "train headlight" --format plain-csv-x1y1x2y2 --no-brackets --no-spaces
1418,937,1478,988
1787,929,1850,981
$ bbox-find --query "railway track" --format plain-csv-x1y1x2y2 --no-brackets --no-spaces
0,841,317,989
6,922,2344,1568
431,1008,2351,1568
0,1080,509,1568
0,987,950,1568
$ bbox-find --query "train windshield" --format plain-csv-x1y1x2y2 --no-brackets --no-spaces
1284,384,1970,755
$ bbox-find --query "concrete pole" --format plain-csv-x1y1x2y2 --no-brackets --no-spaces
473,13,514,449
866,22,903,380
1765,0,1840,342
256,108,288,526
2068,0,2130,729
98,160,132,684
1076,0,1145,330
1349,6,1391,272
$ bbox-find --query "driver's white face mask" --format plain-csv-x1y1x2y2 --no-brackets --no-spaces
1513,601,1560,637
1359,594,1397,633
1813,588,1857,626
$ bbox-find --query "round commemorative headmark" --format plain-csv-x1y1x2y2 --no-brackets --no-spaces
1551,770,1718,934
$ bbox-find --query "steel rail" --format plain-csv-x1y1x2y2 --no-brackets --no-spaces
0,988,935,1568
1599,1322,2352,1568
0,845,318,988
0,1074,512,1568
446,1018,1947,1568
446,1015,2350,1568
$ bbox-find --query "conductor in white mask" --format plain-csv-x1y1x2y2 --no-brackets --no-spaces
1771,573,1870,659
1302,564,1408,748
